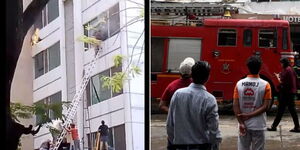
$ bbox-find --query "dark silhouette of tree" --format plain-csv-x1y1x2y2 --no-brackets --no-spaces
6,0,50,149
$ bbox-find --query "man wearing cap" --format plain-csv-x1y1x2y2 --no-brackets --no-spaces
160,57,195,150
159,57,195,113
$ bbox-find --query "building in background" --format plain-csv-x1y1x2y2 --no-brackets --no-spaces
13,0,144,149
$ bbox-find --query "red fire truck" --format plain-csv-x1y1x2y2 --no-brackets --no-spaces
151,18,296,110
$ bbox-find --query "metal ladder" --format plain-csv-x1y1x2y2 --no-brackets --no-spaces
151,1,238,16
53,48,102,150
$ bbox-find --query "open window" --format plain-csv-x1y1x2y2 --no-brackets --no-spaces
218,29,237,46
259,29,277,48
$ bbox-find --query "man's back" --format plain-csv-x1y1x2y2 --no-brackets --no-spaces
99,124,109,136
234,75,271,130
167,83,221,145
161,78,192,102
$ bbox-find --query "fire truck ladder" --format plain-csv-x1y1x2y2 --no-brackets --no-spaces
151,1,238,16
52,47,102,150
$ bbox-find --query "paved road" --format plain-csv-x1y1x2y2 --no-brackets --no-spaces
151,114,300,150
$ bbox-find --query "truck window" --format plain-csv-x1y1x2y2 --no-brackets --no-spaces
151,38,165,72
168,39,201,72
218,29,236,46
259,29,277,48
243,29,252,47
282,28,288,50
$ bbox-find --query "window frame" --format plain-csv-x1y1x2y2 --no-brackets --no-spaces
34,0,59,29
34,41,60,79
217,28,237,47
83,3,120,51
258,29,277,48
35,91,62,125
88,65,123,106
282,28,288,50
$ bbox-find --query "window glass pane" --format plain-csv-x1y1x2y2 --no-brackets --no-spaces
109,3,120,37
91,75,101,105
259,29,277,48
35,51,45,78
49,92,62,120
83,23,89,50
151,38,165,72
34,11,43,29
218,29,237,46
44,50,49,73
283,29,288,50
111,65,123,97
35,100,45,125
48,41,61,70
47,0,59,24
86,82,91,106
114,124,126,150
243,29,252,47
99,70,111,101
108,128,114,149
168,39,201,72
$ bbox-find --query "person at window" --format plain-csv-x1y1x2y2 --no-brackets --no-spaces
233,56,271,150
166,61,222,150
98,120,109,150
65,123,81,150
267,58,300,133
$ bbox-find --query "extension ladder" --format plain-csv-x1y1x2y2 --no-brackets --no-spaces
52,47,102,150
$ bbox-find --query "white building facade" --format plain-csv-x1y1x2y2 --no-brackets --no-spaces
31,0,144,150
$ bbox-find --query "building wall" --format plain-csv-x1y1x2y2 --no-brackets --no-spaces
11,27,34,150
32,0,68,148
10,0,35,149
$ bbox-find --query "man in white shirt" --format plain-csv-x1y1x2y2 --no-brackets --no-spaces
233,56,271,150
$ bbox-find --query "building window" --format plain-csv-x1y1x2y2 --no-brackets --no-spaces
282,28,288,50
259,29,277,48
34,41,60,78
35,91,62,125
151,38,164,72
218,29,237,46
34,0,59,29
83,3,120,51
243,29,252,47
88,65,123,106
87,124,125,150
167,38,201,72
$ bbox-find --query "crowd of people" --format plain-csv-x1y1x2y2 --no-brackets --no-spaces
163,56,300,150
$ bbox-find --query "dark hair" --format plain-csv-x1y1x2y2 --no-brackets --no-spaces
70,123,75,127
280,57,290,68
101,120,105,125
191,61,211,84
247,56,262,74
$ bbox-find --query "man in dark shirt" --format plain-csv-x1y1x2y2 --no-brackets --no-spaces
268,58,300,132
98,120,109,150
